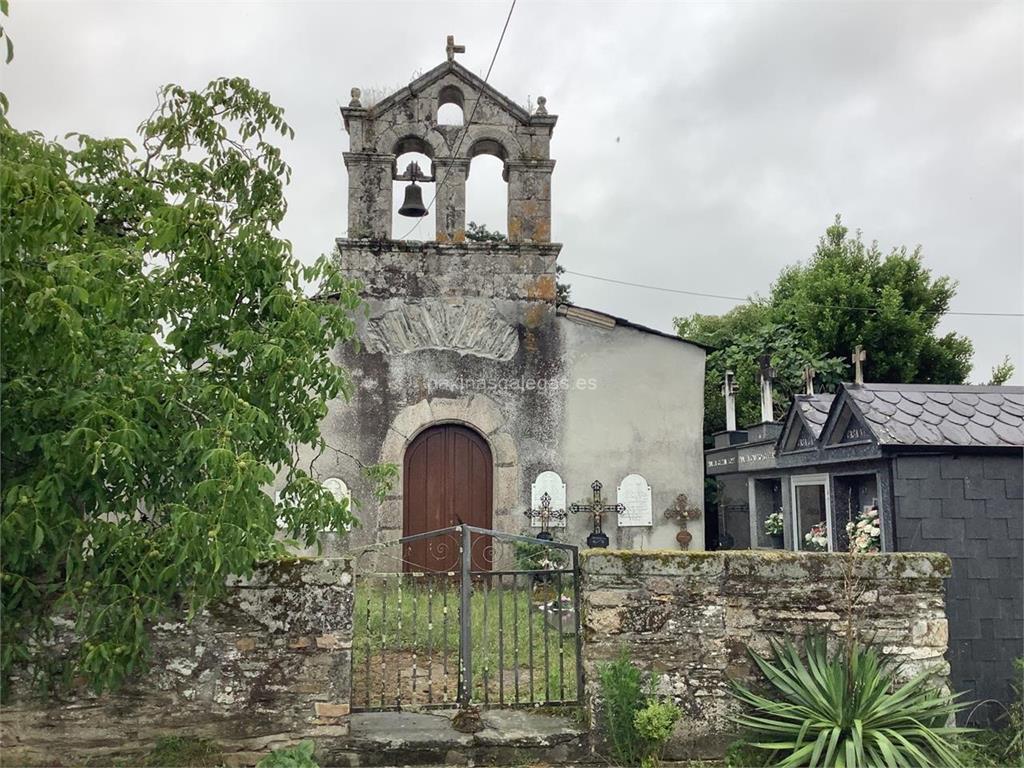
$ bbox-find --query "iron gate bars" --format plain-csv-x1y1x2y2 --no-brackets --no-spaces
351,525,583,711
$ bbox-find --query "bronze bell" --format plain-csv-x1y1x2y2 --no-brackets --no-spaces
398,181,428,218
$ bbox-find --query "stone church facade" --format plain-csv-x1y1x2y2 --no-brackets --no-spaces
302,50,707,562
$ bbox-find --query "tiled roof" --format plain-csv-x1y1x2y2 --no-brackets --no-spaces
794,394,835,438
844,384,1024,448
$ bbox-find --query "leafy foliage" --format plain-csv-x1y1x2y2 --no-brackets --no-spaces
256,740,318,768
675,215,975,436
465,220,507,243
598,651,680,766
1,77,368,694
729,637,969,768
635,699,682,767
988,356,1016,386
599,651,648,766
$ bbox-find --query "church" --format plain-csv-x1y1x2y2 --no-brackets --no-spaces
303,41,708,566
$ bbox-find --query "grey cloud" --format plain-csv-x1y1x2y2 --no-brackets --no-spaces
5,0,1020,382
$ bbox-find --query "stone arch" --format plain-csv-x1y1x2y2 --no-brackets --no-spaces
377,395,519,539
392,134,435,161
376,126,448,161
468,136,510,164
438,83,466,110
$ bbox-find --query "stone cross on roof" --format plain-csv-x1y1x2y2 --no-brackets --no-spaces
758,354,776,423
722,370,739,431
446,35,466,62
803,366,816,395
852,345,867,386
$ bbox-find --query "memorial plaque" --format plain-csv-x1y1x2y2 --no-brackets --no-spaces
322,477,351,504
531,471,567,528
617,473,653,527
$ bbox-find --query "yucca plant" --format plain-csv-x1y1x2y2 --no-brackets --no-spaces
729,637,969,768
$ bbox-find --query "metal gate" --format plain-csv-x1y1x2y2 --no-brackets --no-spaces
351,525,582,711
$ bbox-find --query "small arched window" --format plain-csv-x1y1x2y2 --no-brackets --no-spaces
437,84,465,126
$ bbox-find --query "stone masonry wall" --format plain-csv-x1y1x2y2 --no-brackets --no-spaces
1,559,353,767
581,550,951,760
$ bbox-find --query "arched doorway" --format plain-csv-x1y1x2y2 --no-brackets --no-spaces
403,424,493,572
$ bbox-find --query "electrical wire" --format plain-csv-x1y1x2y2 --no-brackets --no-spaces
563,269,1024,319
397,0,518,240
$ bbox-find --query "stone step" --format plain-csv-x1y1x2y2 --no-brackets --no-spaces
321,708,591,767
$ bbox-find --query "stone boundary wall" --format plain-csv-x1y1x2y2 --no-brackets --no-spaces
581,550,951,760
1,558,353,767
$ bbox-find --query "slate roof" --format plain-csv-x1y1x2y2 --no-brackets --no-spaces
794,394,835,438
844,384,1024,448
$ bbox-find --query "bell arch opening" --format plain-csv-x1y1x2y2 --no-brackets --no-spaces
437,84,465,126
392,149,435,241
465,152,507,241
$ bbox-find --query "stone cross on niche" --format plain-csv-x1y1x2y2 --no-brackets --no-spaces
446,35,466,62
523,492,567,541
851,345,867,386
722,370,739,432
803,366,816,395
570,480,624,549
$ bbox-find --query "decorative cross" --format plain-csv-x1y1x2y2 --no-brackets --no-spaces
758,354,776,423
802,366,816,395
851,345,867,386
446,35,466,62
523,492,567,541
570,480,624,549
722,370,739,432
664,493,702,550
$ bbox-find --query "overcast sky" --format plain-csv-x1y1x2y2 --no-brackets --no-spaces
5,0,1022,383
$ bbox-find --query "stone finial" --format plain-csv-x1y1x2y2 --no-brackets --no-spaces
349,87,362,108
446,35,466,62
535,96,548,116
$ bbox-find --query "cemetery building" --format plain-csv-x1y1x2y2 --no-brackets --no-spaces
705,379,1024,715
293,42,708,567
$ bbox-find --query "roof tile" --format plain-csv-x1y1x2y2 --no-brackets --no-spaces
842,384,1024,448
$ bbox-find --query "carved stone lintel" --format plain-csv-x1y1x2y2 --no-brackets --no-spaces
363,300,519,361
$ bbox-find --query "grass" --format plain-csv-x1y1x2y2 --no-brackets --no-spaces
142,736,225,767
353,573,579,708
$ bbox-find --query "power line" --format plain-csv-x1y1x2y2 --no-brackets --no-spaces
397,0,518,240
563,269,1024,319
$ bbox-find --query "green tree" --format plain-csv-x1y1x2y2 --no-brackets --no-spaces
675,216,974,438
1,77,368,694
677,303,845,437
988,356,1015,386
772,216,973,385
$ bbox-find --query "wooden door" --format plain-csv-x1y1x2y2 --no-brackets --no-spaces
403,424,493,572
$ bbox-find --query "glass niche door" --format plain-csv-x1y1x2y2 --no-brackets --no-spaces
790,474,832,552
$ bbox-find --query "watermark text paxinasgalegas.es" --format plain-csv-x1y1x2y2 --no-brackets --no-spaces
429,376,598,393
